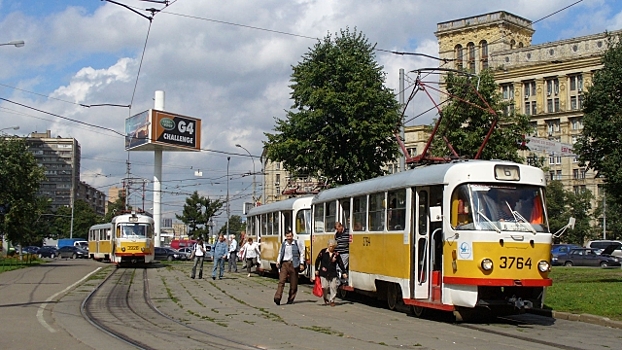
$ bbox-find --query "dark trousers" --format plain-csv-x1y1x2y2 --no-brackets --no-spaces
274,261,298,303
228,251,238,272
191,256,205,278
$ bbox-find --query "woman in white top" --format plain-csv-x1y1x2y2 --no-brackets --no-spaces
190,239,207,279
241,237,260,277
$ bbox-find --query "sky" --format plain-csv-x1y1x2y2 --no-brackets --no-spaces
1,0,622,230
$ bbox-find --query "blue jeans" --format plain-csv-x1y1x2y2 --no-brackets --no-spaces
212,256,225,278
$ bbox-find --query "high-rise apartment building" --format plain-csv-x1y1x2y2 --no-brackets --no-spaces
26,130,106,215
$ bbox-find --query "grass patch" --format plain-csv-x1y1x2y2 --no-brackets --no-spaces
545,267,622,321
300,325,344,337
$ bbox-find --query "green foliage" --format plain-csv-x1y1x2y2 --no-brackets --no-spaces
218,215,245,237
104,195,129,222
431,70,532,161
48,199,100,239
0,137,46,246
175,191,223,239
575,33,622,207
546,181,593,245
264,28,401,186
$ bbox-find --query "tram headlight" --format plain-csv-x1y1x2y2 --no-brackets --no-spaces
538,260,550,272
481,258,493,271
121,247,126,252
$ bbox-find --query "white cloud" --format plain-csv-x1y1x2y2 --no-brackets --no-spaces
2,0,622,224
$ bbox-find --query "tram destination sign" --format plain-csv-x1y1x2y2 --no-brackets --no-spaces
125,109,201,152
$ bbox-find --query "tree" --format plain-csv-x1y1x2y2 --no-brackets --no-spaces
104,195,129,222
264,28,401,186
545,180,593,245
591,192,622,241
574,33,622,207
48,199,100,239
430,70,532,161
0,137,45,248
176,191,223,239
219,215,245,237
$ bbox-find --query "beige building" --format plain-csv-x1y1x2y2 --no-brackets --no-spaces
435,10,607,200
259,11,609,209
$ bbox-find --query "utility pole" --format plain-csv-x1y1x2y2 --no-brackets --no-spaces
226,157,230,237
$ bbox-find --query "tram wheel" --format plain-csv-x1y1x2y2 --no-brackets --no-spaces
412,305,425,318
338,287,348,299
387,283,399,310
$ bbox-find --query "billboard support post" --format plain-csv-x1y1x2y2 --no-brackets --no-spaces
154,91,164,247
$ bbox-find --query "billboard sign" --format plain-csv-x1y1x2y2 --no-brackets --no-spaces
151,110,200,151
125,109,201,152
125,110,150,150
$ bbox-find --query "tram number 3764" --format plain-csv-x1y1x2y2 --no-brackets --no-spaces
499,256,532,269
127,246,140,251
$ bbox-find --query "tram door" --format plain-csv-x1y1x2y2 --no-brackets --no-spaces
413,188,431,299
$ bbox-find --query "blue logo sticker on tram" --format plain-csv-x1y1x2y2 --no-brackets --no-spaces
459,242,472,260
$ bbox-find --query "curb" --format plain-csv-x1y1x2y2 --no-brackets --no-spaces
528,309,622,329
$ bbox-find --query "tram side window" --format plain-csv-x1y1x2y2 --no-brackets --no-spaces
387,189,406,231
283,211,293,234
353,195,367,231
270,212,278,236
369,192,386,231
451,185,474,229
325,201,337,233
340,198,351,229
261,214,267,236
295,209,310,235
314,204,325,233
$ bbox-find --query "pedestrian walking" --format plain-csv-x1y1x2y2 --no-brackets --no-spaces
273,231,305,305
190,238,207,279
241,237,260,277
314,239,347,306
212,234,228,280
228,234,239,272
334,222,349,285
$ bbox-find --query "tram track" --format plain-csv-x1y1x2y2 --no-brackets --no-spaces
455,315,589,350
81,267,264,350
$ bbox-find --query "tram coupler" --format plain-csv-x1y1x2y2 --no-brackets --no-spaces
508,295,533,309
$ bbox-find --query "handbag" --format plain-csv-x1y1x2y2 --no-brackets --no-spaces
313,276,323,297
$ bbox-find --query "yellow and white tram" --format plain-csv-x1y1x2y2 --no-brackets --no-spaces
310,160,552,320
88,211,155,266
246,196,313,276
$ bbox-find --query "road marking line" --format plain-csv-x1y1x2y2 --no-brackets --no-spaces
37,267,102,333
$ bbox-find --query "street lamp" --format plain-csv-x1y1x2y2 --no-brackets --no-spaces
0,126,19,134
235,144,256,204
0,40,25,48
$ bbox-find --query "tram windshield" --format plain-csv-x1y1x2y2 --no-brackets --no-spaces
451,184,548,233
118,223,152,238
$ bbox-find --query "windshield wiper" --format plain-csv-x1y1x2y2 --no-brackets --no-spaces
477,209,501,233
505,201,536,234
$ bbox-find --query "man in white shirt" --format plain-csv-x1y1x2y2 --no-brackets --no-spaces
274,231,305,305
190,238,207,279
228,234,238,273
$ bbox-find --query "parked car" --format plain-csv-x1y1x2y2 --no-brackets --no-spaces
20,246,41,255
585,240,622,258
179,246,213,261
551,244,581,266
557,247,621,268
154,247,184,261
38,246,58,259
57,246,89,259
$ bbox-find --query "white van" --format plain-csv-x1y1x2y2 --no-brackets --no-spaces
585,240,622,258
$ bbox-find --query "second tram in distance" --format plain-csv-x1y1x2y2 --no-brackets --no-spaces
245,196,313,277
88,211,155,266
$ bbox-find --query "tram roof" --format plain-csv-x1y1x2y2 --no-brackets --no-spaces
246,195,313,216
312,160,539,203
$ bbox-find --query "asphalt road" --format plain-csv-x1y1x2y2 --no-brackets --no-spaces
1,258,621,350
